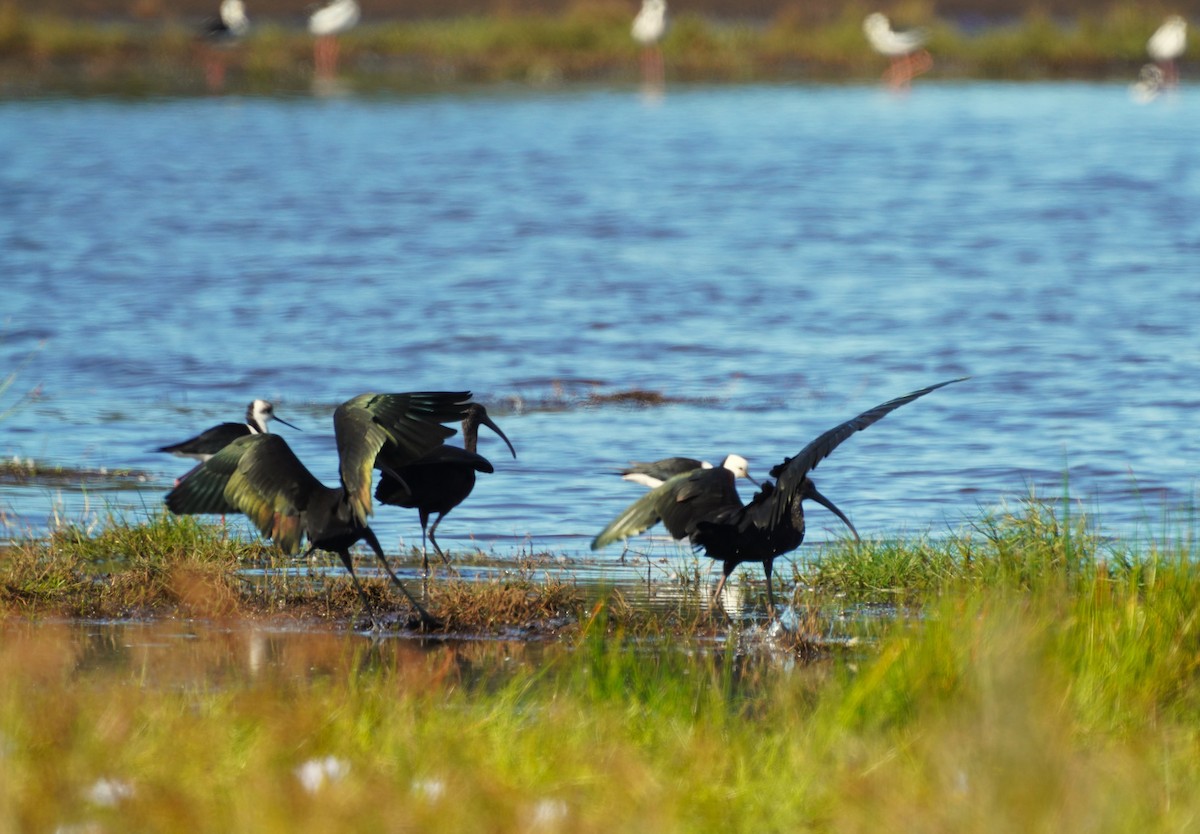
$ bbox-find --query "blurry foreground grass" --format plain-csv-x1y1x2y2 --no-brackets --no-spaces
0,499,1199,830
0,2,1183,95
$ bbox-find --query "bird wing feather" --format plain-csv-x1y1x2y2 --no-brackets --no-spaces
165,434,321,554
403,445,495,472
592,467,741,550
334,391,472,523
620,457,705,482
766,377,968,528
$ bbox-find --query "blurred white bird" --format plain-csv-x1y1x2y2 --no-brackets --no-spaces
1147,15,1187,87
309,0,360,79
202,0,249,42
863,12,932,90
632,0,667,46
632,0,668,89
198,0,249,92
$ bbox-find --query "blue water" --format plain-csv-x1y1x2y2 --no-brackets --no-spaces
3,83,1199,561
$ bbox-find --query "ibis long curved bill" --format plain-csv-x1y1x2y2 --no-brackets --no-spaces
375,403,517,572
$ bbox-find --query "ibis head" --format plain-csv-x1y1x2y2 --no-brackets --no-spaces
465,403,516,458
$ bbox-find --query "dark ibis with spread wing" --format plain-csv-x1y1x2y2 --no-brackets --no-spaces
593,378,967,613
165,391,473,630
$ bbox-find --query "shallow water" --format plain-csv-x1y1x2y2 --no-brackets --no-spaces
3,83,1199,571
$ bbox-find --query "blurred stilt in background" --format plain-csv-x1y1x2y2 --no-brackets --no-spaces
1147,15,1187,87
863,12,932,91
197,0,248,93
632,0,667,96
1133,16,1186,103
310,0,360,81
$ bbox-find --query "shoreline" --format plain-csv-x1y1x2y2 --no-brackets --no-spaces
0,9,1173,97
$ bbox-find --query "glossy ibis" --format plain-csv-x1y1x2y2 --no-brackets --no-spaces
157,399,298,462
863,13,932,90
375,403,516,572
619,454,753,489
166,391,473,629
309,0,360,79
593,378,966,613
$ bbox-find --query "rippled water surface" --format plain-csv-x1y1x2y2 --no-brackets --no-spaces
3,83,1199,562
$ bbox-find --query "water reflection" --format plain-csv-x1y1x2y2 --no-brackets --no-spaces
49,619,562,689
0,587,864,694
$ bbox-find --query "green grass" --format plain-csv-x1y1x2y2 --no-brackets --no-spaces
0,499,1197,829
0,3,1181,96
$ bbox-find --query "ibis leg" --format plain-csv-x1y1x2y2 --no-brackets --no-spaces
763,559,777,618
362,528,442,630
318,546,380,631
427,513,453,566
419,510,432,575
711,570,730,607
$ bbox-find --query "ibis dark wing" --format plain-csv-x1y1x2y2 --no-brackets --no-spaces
165,434,322,554
592,467,742,550
766,377,968,527
411,444,495,472
375,446,495,506
334,391,472,523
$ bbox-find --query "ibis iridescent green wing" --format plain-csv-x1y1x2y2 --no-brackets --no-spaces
766,377,968,528
165,434,323,554
334,391,473,524
592,466,743,550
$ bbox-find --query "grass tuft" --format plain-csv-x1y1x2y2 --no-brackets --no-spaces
0,497,1197,829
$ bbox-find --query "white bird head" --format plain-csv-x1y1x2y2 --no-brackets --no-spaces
247,400,299,434
632,0,668,45
1148,15,1188,61
863,12,890,37
720,454,755,483
220,0,249,34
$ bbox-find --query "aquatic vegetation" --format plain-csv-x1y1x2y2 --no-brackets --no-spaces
0,498,1197,831
0,457,153,489
0,5,1174,96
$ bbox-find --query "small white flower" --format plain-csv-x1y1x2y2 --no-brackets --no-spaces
86,777,134,806
294,756,350,794
529,798,569,829
411,777,446,802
